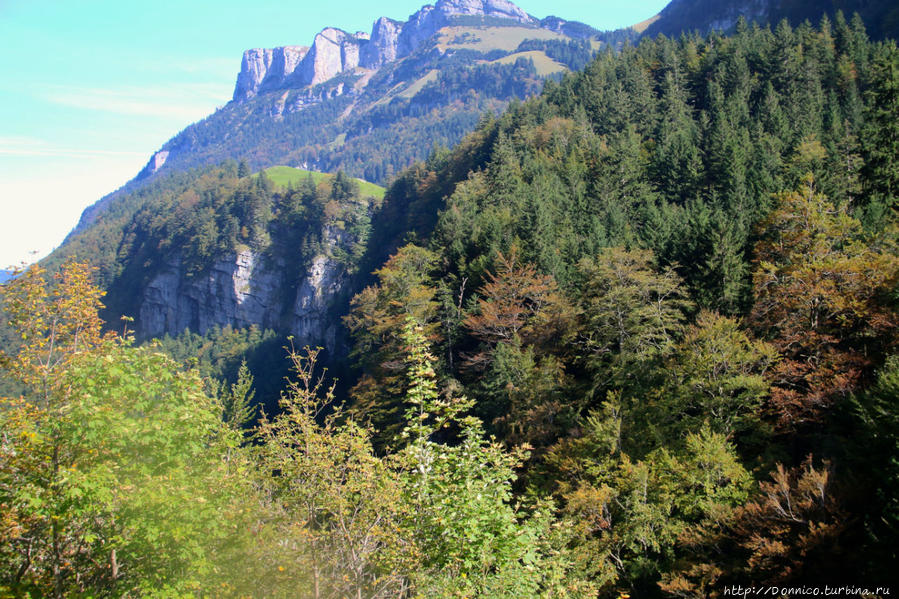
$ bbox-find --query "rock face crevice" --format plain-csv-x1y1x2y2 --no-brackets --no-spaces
232,0,537,101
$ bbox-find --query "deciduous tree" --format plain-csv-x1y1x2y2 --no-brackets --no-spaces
750,177,899,431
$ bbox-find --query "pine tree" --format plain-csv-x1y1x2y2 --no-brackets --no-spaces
219,359,257,432
861,41,899,213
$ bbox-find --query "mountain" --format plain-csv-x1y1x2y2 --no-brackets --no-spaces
54,0,635,346
49,0,899,365
231,0,534,101
644,0,899,40
127,0,617,186
70,0,623,238
10,4,899,593
71,0,899,239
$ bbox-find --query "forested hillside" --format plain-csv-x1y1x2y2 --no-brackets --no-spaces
54,166,376,312
3,12,899,597
340,13,899,589
646,0,899,42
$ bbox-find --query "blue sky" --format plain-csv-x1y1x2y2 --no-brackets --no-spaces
0,0,670,267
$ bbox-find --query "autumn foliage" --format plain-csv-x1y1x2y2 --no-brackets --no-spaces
750,177,899,431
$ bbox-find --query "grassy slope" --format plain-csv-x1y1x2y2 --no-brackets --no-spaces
436,25,566,52
259,166,386,199
399,70,440,99
631,14,660,34
492,50,566,76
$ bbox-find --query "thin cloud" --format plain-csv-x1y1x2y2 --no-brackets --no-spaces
166,57,237,76
0,136,146,159
41,83,232,120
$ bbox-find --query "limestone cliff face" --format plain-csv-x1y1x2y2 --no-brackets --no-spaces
138,247,348,349
232,0,537,100
139,250,280,336
234,30,368,101
360,17,403,68
135,150,171,180
398,0,534,54
233,46,310,101
291,226,351,349
396,0,536,60
296,28,366,87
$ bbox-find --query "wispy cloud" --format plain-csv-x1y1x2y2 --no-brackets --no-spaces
0,136,146,159
41,82,232,120
164,57,237,76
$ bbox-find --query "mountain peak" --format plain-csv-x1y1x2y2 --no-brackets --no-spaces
432,0,533,23
232,0,537,101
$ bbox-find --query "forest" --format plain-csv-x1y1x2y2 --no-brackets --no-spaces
2,13,899,598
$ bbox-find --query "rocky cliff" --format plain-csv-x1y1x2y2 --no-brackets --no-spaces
233,46,310,101
360,17,404,68
139,244,348,349
232,0,538,101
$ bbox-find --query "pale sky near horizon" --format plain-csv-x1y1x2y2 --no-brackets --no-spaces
0,0,670,268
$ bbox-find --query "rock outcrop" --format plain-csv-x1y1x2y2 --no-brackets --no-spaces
232,0,538,100
296,28,367,87
135,150,171,180
360,17,403,68
138,248,347,349
233,46,310,101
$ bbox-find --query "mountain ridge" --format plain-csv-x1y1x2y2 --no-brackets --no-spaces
229,0,605,104
68,0,615,239
53,0,899,351
69,0,899,240
645,0,899,40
